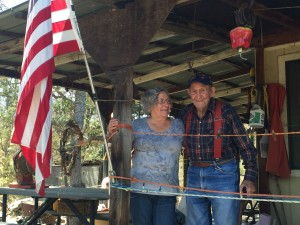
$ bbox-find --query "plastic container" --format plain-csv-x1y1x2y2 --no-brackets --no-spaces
249,104,265,128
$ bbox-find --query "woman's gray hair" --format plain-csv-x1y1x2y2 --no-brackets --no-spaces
141,87,169,114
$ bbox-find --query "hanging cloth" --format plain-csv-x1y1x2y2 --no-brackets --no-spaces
266,83,290,178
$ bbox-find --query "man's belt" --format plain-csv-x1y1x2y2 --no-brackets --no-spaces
190,158,234,167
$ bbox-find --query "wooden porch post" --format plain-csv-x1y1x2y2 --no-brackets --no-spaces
256,47,270,214
107,67,133,225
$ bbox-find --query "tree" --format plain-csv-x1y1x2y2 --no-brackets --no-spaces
0,77,19,186
69,90,86,225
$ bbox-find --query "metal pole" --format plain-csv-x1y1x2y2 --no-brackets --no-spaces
68,0,115,181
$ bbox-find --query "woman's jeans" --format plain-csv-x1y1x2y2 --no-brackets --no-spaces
130,192,176,225
186,160,240,225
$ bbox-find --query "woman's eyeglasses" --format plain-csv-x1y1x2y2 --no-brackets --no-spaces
156,98,172,105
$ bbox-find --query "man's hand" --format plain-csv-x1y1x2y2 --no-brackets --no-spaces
240,179,256,195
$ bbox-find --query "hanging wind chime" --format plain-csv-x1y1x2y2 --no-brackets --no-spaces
230,2,256,55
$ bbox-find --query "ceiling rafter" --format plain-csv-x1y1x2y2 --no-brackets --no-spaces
133,48,251,85
167,67,251,95
162,23,228,43
0,30,23,38
0,37,23,54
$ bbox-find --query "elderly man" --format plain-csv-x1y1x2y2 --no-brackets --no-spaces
179,74,257,225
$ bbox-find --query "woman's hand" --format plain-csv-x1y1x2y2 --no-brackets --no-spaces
107,118,119,137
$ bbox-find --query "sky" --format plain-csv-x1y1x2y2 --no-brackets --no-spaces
2,0,27,9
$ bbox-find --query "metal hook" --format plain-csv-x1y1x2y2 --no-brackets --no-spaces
239,52,248,61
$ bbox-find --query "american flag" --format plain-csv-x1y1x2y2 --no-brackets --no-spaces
11,0,81,196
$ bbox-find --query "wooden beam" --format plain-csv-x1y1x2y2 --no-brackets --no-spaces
167,67,250,95
0,37,23,54
174,86,251,104
215,87,242,98
229,96,248,107
150,29,177,42
137,39,215,64
175,0,200,7
254,28,300,48
54,52,87,66
0,30,24,38
161,23,228,43
213,67,250,83
133,48,251,84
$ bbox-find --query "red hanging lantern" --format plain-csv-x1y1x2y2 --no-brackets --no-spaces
230,26,253,52
230,2,256,53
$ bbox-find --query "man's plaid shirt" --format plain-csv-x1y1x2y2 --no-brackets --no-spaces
179,98,258,182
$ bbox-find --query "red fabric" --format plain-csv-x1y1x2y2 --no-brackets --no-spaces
266,83,290,178
213,101,222,159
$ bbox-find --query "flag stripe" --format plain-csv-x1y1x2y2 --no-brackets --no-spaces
50,0,67,11
52,9,72,23
53,40,80,56
51,0,81,56
53,29,78,44
52,20,73,33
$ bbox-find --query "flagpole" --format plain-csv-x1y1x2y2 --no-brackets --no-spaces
68,0,115,181
82,51,115,177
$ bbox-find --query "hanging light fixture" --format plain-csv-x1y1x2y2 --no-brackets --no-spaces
230,1,256,53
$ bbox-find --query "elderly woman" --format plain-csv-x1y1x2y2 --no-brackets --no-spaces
108,87,184,225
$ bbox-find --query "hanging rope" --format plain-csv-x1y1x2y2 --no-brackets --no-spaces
109,176,300,204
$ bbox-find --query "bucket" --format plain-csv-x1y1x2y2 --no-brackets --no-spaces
249,104,265,128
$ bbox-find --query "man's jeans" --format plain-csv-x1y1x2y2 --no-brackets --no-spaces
186,159,240,225
130,192,176,225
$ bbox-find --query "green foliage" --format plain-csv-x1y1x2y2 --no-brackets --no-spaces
0,153,16,186
0,78,19,186
0,78,18,156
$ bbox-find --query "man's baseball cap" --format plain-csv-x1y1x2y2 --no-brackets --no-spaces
187,73,213,87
